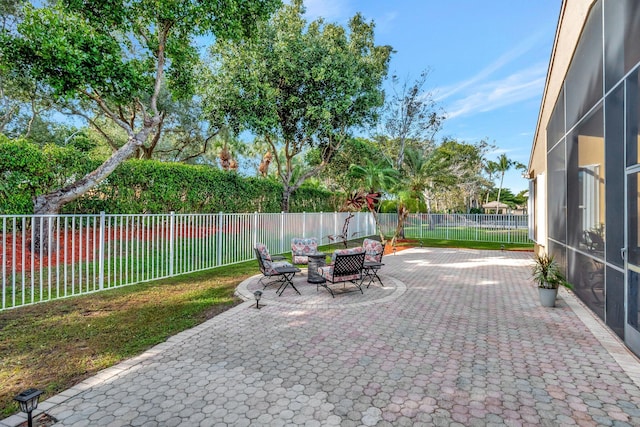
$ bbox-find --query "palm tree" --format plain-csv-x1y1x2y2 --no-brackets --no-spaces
348,159,398,195
494,154,526,213
484,159,499,205
348,159,399,242
403,147,449,214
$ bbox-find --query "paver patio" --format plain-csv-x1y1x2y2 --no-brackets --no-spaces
3,247,640,426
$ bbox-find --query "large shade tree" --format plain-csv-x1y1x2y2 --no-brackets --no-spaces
0,0,280,217
202,0,392,212
372,70,445,239
375,70,444,170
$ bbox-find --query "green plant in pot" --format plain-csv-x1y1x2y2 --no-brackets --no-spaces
531,252,571,307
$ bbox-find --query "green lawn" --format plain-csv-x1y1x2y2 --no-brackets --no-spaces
402,225,530,244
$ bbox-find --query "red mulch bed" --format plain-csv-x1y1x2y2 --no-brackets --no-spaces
2,226,214,273
383,239,417,255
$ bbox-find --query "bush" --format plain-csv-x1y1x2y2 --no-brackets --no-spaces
0,139,340,214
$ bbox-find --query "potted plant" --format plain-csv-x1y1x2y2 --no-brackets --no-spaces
531,252,570,307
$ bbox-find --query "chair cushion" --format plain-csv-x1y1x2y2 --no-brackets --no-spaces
264,260,293,275
291,238,318,255
363,238,384,263
293,255,311,264
330,246,364,262
318,265,361,282
255,243,272,261
291,237,319,265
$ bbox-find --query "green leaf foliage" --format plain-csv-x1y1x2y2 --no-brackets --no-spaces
0,139,338,214
1,0,282,104
201,0,391,211
0,136,45,213
205,0,391,141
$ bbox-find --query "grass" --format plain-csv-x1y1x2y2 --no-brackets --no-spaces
0,239,533,418
402,225,530,244
413,238,533,251
0,261,253,418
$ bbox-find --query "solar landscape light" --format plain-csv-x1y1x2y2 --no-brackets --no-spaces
14,388,43,427
253,290,262,309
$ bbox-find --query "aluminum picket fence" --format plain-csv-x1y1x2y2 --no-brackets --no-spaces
1,211,530,311
377,213,530,244
1,211,374,311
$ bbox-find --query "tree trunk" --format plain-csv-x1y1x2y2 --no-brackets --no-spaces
281,186,292,213
32,136,147,253
496,172,505,214
369,209,386,244
390,204,409,247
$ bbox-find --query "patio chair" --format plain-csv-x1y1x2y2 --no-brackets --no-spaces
291,237,320,267
317,247,366,297
362,238,385,288
254,245,301,296
255,242,286,262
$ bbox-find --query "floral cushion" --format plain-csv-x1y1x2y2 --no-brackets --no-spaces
255,242,272,260
363,238,384,263
256,243,292,271
291,237,319,264
330,245,364,263
264,261,293,275
318,266,361,282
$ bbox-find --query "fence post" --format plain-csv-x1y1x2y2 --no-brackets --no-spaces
253,212,258,246
169,211,175,277
280,212,285,254
446,214,449,240
98,211,105,290
475,214,479,241
217,212,223,266
303,211,306,238
508,214,512,243
319,212,323,244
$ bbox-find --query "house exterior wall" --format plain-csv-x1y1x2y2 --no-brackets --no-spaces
529,1,594,182
529,0,640,350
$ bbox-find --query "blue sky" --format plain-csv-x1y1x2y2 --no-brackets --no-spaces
303,0,561,194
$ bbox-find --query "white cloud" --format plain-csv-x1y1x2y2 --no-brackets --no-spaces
444,64,547,119
434,31,546,103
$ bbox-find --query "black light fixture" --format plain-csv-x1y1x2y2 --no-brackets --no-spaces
419,241,423,248
14,388,43,427
393,246,397,255
253,290,262,309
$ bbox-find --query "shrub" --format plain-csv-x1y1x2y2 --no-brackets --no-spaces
1,139,339,214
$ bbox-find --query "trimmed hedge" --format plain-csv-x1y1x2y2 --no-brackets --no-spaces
0,139,341,214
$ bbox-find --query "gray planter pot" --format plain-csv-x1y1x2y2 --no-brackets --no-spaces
539,287,558,307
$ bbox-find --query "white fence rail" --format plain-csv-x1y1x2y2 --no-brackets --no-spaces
377,213,529,244
1,211,374,311
1,212,529,311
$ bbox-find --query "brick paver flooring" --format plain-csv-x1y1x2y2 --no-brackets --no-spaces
3,247,640,426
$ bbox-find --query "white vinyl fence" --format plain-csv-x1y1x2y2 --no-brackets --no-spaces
1,211,374,311
1,211,530,311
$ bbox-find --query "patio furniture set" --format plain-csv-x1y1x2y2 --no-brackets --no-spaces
254,238,386,298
